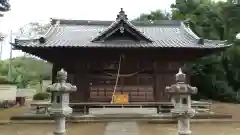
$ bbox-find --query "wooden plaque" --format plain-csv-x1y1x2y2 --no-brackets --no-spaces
114,94,129,104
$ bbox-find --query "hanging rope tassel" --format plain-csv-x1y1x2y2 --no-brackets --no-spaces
110,55,122,104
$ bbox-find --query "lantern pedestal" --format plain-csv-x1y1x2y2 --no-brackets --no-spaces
53,116,66,135
178,117,191,135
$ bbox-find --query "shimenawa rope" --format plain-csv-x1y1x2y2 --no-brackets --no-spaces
110,55,122,104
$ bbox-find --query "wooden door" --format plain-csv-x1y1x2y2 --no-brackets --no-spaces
121,74,154,102
89,75,116,102
88,59,154,102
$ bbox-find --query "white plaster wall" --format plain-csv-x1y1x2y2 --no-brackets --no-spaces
17,88,36,99
0,85,17,101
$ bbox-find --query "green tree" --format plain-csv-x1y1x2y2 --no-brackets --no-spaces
136,0,240,102
17,22,52,90
0,0,10,17
171,0,240,102
135,10,170,21
0,56,52,89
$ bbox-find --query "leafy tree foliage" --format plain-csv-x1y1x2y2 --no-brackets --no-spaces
0,56,52,88
10,22,52,89
0,0,10,16
135,10,170,21
0,0,10,11
137,0,240,102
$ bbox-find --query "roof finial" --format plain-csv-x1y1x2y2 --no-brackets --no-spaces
56,68,67,83
116,8,128,20
178,68,182,74
176,68,186,83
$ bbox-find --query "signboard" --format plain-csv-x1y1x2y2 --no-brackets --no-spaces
114,94,129,104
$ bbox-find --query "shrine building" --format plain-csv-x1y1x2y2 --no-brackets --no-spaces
11,8,230,103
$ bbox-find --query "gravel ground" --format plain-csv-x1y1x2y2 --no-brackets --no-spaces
139,122,240,135
0,122,240,135
0,102,240,135
0,123,106,135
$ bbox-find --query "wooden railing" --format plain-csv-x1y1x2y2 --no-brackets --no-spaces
89,85,154,102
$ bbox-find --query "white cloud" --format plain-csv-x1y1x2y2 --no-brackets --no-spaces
0,0,174,33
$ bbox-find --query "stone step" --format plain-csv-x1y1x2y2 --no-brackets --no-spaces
10,113,232,122
9,118,237,124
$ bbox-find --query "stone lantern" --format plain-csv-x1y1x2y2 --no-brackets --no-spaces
46,69,77,135
165,68,197,135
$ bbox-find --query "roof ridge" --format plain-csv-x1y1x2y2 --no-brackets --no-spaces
180,22,201,43
91,8,153,42
50,18,182,26
91,19,153,42
204,39,228,44
43,21,58,38
15,21,60,43
12,8,231,50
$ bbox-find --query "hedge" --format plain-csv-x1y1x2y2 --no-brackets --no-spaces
33,92,50,100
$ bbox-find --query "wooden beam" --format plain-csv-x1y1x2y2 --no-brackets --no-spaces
70,59,90,103
153,61,163,102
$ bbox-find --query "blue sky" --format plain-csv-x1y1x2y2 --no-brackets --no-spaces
0,0,226,60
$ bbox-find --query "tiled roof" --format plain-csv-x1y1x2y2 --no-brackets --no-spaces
13,10,230,49
91,8,154,43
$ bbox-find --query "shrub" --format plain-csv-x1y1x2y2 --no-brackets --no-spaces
0,76,17,85
33,92,50,100
0,100,16,108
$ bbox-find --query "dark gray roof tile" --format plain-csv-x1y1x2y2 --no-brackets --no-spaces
13,19,230,49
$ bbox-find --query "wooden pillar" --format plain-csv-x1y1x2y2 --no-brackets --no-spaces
153,61,164,102
154,61,176,102
162,73,174,101
70,60,89,103
182,63,191,84
52,64,62,83
153,60,191,103
67,73,75,84
155,74,168,102
153,61,157,102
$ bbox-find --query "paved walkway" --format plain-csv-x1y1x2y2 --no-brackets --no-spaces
104,121,139,135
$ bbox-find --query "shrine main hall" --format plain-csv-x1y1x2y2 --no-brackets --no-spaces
12,8,230,103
